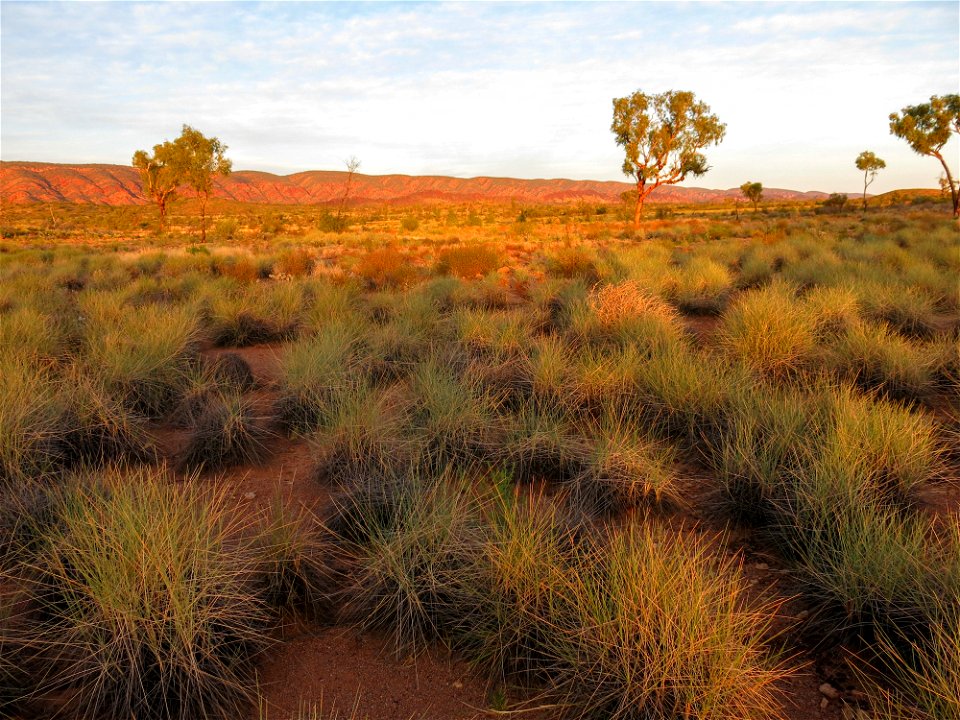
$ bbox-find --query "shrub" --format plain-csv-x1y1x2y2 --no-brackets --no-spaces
10,467,271,720
355,248,418,289
435,244,502,279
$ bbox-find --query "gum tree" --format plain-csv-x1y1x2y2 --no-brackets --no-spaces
132,139,185,231
854,151,885,213
612,89,726,228
740,181,763,214
178,125,232,242
889,94,960,218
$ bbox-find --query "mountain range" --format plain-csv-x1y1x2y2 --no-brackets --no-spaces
0,161,831,206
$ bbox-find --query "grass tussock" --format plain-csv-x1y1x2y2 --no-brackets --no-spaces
338,473,482,657
9,467,271,720
720,281,817,379
551,525,790,720
179,390,272,471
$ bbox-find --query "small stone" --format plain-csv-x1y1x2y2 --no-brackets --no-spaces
797,610,810,620
452,680,463,690
819,682,840,700
755,562,769,570
243,491,256,500
820,698,830,710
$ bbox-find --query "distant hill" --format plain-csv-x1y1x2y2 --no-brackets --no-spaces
0,161,831,206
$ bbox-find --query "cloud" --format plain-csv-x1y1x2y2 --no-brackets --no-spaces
1,1,957,192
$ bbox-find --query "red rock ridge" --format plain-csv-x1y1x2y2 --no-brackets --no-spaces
0,161,829,206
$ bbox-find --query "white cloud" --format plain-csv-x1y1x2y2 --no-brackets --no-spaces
1,1,957,192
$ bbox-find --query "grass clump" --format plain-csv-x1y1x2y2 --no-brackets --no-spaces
0,358,64,485
460,488,579,682
719,281,817,379
10,467,271,720
179,390,271,471
255,500,335,621
829,320,939,402
338,473,482,657
549,524,790,720
573,409,680,515
310,384,413,487
279,322,363,432
669,257,732,314
82,300,201,416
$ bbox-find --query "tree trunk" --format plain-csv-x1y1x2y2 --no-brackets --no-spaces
200,192,208,243
158,196,167,231
862,173,869,214
936,154,960,219
632,179,647,229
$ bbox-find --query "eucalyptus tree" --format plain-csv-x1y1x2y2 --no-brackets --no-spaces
132,140,185,231
854,151,885,213
134,126,231,236
178,125,232,242
889,94,960,218
611,90,726,227
740,181,763,214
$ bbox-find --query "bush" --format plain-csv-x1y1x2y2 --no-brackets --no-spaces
435,244,502,279
355,248,418,289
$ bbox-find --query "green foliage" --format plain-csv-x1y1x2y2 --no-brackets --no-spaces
889,94,960,216
740,181,764,212
611,89,726,224
855,150,886,212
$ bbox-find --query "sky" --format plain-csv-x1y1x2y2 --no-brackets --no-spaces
1,1,958,193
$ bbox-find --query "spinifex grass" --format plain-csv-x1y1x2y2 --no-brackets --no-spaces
12,467,271,720
279,321,364,432
310,383,413,488
573,407,681,515
255,499,336,621
338,473,483,657
0,356,65,485
547,524,792,720
458,488,580,683
179,389,272,471
81,298,201,416
828,319,940,402
719,280,818,379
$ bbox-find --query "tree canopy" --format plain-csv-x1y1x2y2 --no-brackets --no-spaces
889,94,959,218
132,125,232,236
132,140,184,230
739,181,763,213
854,151,885,213
611,90,726,228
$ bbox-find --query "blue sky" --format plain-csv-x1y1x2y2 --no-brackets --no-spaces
1,1,957,193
